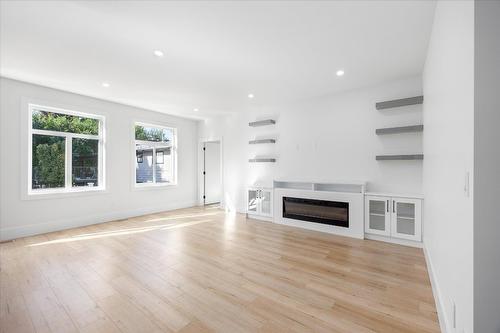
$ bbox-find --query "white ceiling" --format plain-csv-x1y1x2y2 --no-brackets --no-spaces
0,1,436,118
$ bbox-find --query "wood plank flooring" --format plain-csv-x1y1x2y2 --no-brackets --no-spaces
0,206,440,333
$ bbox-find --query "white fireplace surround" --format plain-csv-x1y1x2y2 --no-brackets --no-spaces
272,180,365,239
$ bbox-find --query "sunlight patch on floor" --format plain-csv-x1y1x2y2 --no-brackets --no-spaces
140,212,220,223
27,219,214,247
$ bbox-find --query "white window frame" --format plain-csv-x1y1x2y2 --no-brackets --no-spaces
28,104,106,196
133,121,177,188
156,150,164,164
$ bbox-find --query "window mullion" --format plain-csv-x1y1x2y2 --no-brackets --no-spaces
31,129,99,140
65,135,72,189
152,147,156,184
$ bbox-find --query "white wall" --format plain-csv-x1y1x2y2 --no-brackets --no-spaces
422,1,474,333
474,1,500,332
0,78,198,240
199,76,424,213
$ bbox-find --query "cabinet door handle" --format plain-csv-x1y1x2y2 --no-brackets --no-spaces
393,200,395,213
387,200,389,213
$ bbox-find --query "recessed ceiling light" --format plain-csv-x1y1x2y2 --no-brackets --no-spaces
336,69,345,77
248,93,254,99
154,50,164,57
194,108,199,112
101,82,110,88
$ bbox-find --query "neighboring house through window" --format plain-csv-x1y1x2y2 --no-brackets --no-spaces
29,104,105,194
134,122,176,186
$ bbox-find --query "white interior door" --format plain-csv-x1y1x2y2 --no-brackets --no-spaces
203,141,221,205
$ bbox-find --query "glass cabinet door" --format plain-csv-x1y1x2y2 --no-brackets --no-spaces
260,190,272,216
248,189,258,213
391,198,422,241
365,196,390,236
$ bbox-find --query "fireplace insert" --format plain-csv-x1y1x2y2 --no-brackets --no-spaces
282,196,349,228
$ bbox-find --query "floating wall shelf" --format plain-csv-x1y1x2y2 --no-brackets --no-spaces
249,139,276,144
376,154,424,161
376,96,423,110
249,158,276,163
376,125,424,135
249,119,276,127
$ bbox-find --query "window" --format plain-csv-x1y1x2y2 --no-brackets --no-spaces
156,151,164,164
134,123,176,186
29,104,104,194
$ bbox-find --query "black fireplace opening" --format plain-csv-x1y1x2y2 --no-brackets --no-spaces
282,197,349,228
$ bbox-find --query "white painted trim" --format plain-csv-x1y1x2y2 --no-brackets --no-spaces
24,102,106,199
32,129,100,140
423,245,449,333
197,137,224,208
247,214,273,223
133,183,178,190
22,186,108,201
365,192,424,199
364,233,423,248
0,201,197,241
131,121,178,189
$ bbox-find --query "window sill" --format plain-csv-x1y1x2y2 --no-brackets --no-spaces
133,183,178,191
23,186,108,200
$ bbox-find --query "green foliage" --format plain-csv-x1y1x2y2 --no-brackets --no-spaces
135,125,169,142
33,138,65,188
72,138,98,158
72,139,98,184
32,111,98,135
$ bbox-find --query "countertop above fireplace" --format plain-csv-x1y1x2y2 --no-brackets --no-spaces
273,180,366,194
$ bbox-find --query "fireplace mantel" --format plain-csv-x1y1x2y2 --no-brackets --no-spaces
272,180,365,239
273,180,365,193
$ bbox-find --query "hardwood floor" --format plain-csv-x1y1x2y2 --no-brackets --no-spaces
0,206,440,333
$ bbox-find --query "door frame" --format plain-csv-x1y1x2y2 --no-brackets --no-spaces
198,137,224,208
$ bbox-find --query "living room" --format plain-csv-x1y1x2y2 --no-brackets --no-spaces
1,1,499,333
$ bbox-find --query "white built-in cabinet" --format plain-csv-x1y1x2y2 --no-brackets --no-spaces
247,187,273,219
365,195,422,242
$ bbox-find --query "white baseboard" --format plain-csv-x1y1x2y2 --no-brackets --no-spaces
247,213,273,222
364,233,423,248
423,245,449,333
0,200,197,241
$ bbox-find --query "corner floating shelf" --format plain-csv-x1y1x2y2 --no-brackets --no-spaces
376,154,423,161
249,119,276,127
249,139,276,144
376,125,423,135
249,158,276,163
376,96,423,110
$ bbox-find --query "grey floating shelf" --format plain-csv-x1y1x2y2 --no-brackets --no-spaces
376,154,424,161
376,96,423,110
249,119,276,127
376,125,423,135
249,158,276,163
249,139,276,144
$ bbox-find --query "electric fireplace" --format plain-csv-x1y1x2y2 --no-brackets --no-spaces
282,196,349,228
